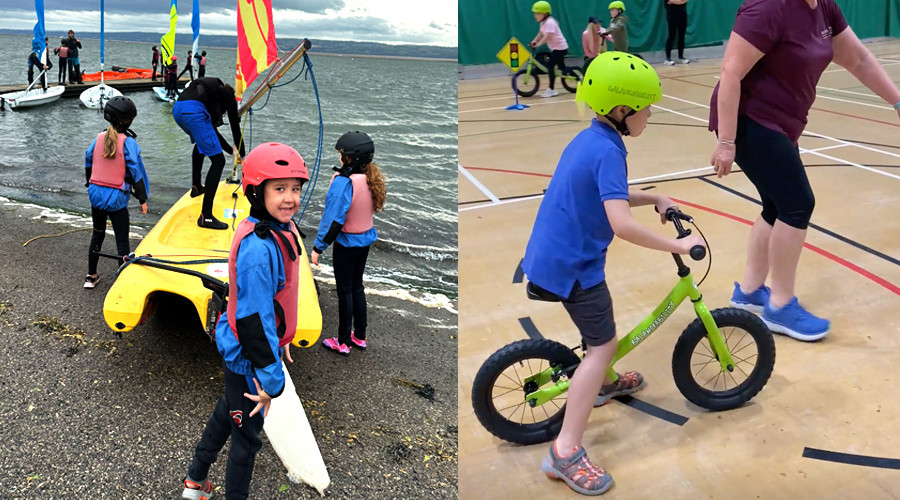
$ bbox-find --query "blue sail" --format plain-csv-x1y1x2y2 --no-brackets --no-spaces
100,0,105,64
32,0,46,62
191,0,199,56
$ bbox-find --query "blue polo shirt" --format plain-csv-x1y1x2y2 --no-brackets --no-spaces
522,119,629,298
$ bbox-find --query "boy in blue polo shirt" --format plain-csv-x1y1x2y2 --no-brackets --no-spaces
522,51,705,496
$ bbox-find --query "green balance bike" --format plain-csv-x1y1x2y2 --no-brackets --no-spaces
514,51,583,97
471,209,775,445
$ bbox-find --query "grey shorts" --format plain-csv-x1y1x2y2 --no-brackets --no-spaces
561,281,616,347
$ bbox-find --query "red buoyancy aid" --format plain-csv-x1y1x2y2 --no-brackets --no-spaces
226,218,300,348
200,56,207,66
331,172,374,233
90,132,128,189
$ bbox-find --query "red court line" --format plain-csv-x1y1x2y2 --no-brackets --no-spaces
465,166,553,178
665,77,900,128
673,198,900,296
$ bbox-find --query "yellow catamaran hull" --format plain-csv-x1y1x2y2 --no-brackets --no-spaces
102,180,322,347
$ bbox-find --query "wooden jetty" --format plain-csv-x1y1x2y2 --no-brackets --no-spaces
0,77,191,99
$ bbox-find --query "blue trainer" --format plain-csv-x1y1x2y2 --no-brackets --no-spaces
729,282,770,315
762,297,830,341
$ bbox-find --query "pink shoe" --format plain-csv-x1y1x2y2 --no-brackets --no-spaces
322,337,350,356
350,331,367,350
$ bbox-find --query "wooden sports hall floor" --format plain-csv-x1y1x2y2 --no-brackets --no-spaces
459,40,900,499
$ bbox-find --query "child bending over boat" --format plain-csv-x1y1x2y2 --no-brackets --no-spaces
172,76,247,230
312,131,386,355
83,96,149,289
181,142,309,500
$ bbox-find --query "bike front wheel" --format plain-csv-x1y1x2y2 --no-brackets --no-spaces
471,338,580,445
513,69,540,97
672,308,775,411
561,67,581,94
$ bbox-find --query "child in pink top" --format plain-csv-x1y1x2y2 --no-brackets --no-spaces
530,1,569,98
581,17,605,74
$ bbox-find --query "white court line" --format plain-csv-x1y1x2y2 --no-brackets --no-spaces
460,164,721,213
823,60,900,73
805,144,848,153
816,85,881,99
459,97,576,114
661,94,900,181
815,93,891,110
458,163,500,204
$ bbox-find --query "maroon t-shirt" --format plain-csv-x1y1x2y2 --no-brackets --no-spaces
709,0,848,142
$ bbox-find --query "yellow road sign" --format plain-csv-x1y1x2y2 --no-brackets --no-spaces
497,37,532,72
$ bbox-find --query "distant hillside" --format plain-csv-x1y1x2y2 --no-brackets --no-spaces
0,29,457,60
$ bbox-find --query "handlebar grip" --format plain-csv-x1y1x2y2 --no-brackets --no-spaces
690,245,706,261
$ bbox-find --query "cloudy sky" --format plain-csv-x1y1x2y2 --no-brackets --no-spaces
0,0,458,47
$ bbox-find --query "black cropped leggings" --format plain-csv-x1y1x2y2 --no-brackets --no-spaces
333,242,370,345
665,9,688,60
733,115,815,229
88,206,130,275
547,49,567,89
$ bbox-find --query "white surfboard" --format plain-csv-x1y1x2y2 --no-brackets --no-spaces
263,361,330,496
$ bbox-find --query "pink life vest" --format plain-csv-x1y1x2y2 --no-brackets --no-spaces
226,218,300,348
331,172,374,233
90,132,128,189
200,56,207,66
58,46,69,58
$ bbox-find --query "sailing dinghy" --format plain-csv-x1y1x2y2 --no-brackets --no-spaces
80,0,122,109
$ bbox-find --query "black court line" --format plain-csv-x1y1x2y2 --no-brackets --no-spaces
803,447,900,470
698,177,900,267
513,259,524,284
614,395,689,426
517,315,691,426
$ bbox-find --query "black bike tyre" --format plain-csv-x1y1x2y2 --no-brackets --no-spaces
671,308,775,411
561,67,581,94
514,69,540,97
471,338,581,445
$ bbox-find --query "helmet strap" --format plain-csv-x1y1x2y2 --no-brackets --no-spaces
605,108,637,136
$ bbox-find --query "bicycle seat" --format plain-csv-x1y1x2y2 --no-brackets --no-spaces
526,281,562,302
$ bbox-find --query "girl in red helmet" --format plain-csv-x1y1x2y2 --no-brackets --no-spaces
181,142,309,500
312,131,386,355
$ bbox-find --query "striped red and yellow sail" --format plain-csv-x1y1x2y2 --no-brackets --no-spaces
235,0,278,99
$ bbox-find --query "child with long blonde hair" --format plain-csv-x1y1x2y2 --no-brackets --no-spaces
83,96,149,289
312,131,386,355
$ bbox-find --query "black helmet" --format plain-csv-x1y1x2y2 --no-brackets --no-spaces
103,96,137,125
60,37,67,44
335,131,374,166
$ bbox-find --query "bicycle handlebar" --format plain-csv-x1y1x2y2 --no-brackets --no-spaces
657,207,706,261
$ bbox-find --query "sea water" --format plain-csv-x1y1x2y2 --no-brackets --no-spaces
0,34,458,302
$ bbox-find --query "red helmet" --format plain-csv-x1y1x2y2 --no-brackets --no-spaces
241,142,309,194
171,55,178,61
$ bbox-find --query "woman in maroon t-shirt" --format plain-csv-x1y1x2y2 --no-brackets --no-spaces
709,0,900,342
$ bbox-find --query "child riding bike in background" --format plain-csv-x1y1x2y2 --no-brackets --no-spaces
521,51,704,495
529,1,569,98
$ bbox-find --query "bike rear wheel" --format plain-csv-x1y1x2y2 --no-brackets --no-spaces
514,69,540,97
471,339,580,445
672,308,775,411
561,67,581,94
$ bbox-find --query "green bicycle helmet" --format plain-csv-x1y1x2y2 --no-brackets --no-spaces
532,1,551,14
576,51,661,134
609,1,626,11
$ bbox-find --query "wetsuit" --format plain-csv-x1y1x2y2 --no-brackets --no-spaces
65,36,82,83
313,168,378,346
172,77,246,222
187,214,297,499
84,131,149,276
151,49,160,80
196,53,206,78
179,53,194,81
54,44,68,84
27,52,50,87
165,62,179,98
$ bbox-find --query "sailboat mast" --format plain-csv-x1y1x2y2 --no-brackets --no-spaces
100,0,105,87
